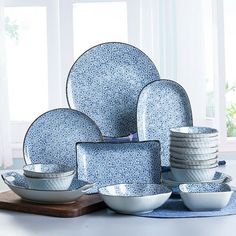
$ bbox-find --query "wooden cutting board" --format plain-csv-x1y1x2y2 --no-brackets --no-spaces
0,190,106,217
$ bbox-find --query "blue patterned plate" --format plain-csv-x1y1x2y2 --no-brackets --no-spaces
66,42,160,137
2,171,94,204
137,79,193,166
23,108,103,169
76,141,161,192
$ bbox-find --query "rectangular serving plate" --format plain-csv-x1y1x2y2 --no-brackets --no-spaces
76,141,161,192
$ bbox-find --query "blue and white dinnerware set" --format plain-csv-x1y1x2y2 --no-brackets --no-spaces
2,42,234,214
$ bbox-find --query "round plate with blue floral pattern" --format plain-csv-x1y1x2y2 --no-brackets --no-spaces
23,108,103,169
66,42,160,137
137,79,193,166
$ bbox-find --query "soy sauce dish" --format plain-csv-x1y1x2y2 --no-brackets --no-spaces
98,183,172,214
179,183,233,211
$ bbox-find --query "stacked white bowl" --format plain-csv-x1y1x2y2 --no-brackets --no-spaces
169,127,219,182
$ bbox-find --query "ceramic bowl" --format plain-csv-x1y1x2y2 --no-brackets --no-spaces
1,171,95,204
171,166,217,182
25,172,75,190
23,164,75,178
170,151,218,161
170,127,218,138
99,183,171,214
170,156,218,166
170,139,218,148
170,146,218,155
179,183,233,211
170,161,218,169
170,135,218,142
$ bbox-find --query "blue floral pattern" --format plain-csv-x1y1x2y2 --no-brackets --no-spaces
66,42,160,137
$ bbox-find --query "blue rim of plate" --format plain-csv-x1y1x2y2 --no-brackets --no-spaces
66,42,160,137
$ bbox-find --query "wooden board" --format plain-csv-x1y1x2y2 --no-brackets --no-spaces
0,190,106,218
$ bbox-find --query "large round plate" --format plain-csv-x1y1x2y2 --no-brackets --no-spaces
137,80,193,166
23,108,102,168
66,42,160,137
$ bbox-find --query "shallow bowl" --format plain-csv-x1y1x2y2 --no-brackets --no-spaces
170,156,218,166
170,135,218,142
170,146,218,155
99,183,171,214
170,151,218,161
170,139,218,148
179,183,233,211
23,163,75,178
171,166,217,182
25,172,75,191
170,161,218,169
170,127,218,138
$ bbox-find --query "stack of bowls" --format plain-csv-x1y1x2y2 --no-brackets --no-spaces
169,127,218,182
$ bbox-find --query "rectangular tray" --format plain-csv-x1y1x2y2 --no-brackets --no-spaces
0,190,105,217
76,141,161,191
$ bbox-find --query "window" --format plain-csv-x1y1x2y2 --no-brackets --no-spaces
73,1,128,59
5,7,48,121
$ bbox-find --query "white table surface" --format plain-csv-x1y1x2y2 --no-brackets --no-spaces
0,161,236,236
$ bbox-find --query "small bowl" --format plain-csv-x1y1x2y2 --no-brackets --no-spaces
99,183,172,214
170,151,218,161
170,140,218,148
25,172,75,190
170,127,218,138
170,146,218,155
23,164,75,178
171,166,217,182
179,183,233,211
170,156,218,166
170,135,218,142
170,161,218,169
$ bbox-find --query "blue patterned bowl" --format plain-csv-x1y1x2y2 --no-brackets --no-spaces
99,183,171,214
179,183,233,211
25,172,75,191
23,164,75,178
171,166,217,182
170,127,218,138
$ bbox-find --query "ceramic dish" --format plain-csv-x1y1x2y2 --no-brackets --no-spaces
179,183,233,211
77,141,161,192
162,171,232,195
170,151,218,161
170,161,218,169
170,140,218,148
25,172,75,190
170,127,218,138
170,146,218,155
170,135,218,142
1,171,94,204
99,183,171,214
171,166,217,182
23,164,75,178
170,156,218,166
66,42,160,137
23,108,102,170
137,80,193,166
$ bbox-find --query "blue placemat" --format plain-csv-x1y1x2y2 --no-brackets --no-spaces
138,191,236,218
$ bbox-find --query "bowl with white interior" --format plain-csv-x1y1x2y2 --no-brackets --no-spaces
170,127,218,138
99,183,172,214
179,183,233,211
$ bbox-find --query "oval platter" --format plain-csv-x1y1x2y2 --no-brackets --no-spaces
137,79,193,166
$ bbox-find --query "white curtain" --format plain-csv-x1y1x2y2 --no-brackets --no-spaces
0,0,13,167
